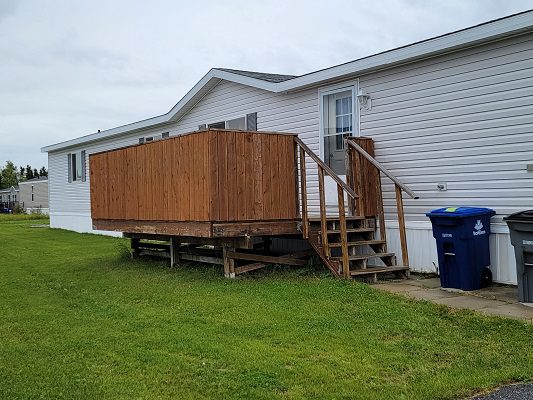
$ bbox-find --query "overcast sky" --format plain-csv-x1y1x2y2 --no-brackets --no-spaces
0,0,531,168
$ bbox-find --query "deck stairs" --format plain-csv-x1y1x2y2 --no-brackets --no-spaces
294,136,417,280
305,216,409,280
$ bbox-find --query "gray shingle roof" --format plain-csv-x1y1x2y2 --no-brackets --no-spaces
216,68,297,83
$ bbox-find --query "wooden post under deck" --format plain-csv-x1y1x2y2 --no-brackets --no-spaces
170,237,180,268
131,238,140,259
223,246,236,279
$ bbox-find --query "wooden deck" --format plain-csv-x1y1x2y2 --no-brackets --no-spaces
90,128,417,279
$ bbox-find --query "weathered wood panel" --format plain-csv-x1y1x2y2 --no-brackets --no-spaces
90,130,298,224
350,137,379,217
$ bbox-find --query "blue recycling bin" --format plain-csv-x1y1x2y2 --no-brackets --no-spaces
426,207,496,291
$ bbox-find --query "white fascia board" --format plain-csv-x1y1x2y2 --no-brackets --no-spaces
41,11,533,153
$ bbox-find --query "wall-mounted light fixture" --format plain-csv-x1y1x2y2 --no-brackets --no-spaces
357,89,372,111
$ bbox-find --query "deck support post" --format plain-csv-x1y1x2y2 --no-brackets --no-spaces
262,236,272,254
130,238,140,259
170,237,180,268
223,246,236,279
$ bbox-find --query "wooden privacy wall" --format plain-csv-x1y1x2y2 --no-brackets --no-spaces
347,137,380,217
90,130,298,223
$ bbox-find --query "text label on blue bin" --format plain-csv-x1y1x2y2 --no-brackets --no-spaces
473,220,486,236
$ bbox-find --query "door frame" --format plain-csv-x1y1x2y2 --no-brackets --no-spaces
318,79,360,163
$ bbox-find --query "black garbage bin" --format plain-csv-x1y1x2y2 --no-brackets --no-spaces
427,207,495,291
504,210,533,303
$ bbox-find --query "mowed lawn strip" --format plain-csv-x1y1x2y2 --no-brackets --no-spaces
0,218,531,399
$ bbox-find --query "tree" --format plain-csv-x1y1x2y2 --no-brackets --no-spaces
1,161,18,189
39,166,48,177
33,168,38,178
25,165,34,180
19,166,25,181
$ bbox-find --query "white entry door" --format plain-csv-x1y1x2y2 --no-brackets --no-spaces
319,84,358,208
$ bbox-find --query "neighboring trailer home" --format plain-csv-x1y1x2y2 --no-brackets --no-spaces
18,177,49,214
0,186,19,208
42,11,533,284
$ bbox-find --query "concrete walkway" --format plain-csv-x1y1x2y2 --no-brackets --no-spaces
374,276,533,323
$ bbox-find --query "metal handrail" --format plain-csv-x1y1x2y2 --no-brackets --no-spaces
346,138,418,199
294,137,358,199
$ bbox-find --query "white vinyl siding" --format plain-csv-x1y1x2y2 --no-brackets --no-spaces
358,32,533,224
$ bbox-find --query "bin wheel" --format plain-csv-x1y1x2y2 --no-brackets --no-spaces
481,268,492,288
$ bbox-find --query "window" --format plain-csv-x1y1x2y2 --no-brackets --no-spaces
67,151,86,182
201,112,257,132
73,153,82,180
162,132,169,139
225,117,245,130
208,121,225,129
31,193,34,201
139,137,145,144
322,89,354,174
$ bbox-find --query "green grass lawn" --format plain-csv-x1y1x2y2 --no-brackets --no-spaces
0,219,531,399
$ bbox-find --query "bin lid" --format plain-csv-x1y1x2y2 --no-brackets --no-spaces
426,207,496,218
503,210,533,222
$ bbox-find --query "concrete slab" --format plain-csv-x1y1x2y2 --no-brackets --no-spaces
404,277,441,289
406,288,456,301
374,277,532,322
374,283,418,293
479,303,533,322
472,285,518,304
433,295,507,311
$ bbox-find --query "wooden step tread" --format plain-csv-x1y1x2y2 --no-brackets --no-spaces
350,266,409,276
328,240,386,248
321,228,375,234
332,252,395,261
308,216,365,222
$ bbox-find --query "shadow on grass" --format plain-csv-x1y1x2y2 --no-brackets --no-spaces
93,243,332,283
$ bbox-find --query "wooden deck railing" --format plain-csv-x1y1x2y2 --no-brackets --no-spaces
346,137,418,267
294,137,358,278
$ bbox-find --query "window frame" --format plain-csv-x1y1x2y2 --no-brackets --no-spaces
68,150,86,183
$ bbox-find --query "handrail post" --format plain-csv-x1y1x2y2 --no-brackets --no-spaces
337,184,350,279
299,145,309,239
317,166,330,258
376,170,387,248
395,185,409,266
345,140,356,216
353,151,365,218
